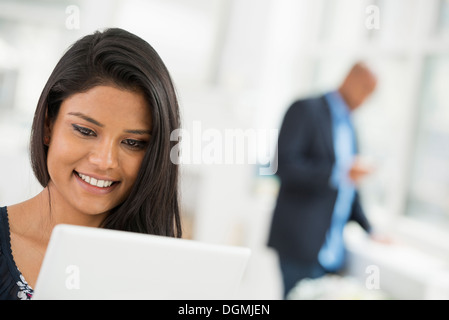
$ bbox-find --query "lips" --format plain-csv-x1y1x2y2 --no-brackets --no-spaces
74,171,118,188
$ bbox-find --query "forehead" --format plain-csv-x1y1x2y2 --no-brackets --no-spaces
59,85,152,129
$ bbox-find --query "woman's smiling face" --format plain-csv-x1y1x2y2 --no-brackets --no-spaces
45,85,152,217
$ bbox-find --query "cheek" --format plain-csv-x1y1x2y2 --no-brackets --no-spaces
122,154,145,185
47,133,85,174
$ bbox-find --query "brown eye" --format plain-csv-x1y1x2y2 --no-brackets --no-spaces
72,124,96,136
122,139,147,150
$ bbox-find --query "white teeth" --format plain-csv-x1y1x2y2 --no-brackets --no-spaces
77,172,114,188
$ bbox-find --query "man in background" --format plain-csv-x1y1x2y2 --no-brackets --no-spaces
267,62,378,299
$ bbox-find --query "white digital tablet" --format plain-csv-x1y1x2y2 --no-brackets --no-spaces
32,224,251,300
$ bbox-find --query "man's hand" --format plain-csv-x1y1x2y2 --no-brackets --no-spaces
349,156,376,184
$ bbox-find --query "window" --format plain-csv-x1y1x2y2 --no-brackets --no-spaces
252,0,449,254
407,55,449,229
308,0,449,253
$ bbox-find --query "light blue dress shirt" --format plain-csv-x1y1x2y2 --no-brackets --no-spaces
318,90,357,272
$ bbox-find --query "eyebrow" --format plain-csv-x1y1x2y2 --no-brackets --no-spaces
124,129,152,135
68,112,103,127
68,112,152,135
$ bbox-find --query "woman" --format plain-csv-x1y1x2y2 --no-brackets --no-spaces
0,28,182,300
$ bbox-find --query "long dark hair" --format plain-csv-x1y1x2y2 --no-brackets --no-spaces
30,28,182,238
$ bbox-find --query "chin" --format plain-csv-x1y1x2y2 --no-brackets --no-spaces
77,203,113,217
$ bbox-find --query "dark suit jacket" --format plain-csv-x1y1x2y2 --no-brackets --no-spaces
267,95,372,264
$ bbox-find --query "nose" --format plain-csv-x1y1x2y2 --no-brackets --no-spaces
88,138,119,170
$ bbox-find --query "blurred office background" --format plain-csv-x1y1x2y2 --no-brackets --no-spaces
1,0,449,299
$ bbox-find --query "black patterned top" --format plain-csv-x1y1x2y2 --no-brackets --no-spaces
0,206,34,300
